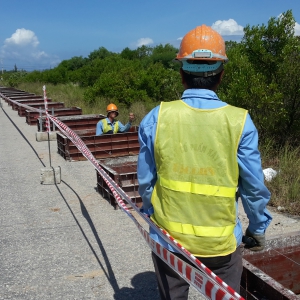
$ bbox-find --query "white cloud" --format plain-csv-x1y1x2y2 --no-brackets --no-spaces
33,51,48,59
294,22,300,36
135,37,154,47
277,14,300,36
211,19,244,35
4,28,39,47
0,28,60,70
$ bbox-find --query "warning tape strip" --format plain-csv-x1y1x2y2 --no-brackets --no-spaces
43,85,51,133
0,91,244,300
138,224,236,300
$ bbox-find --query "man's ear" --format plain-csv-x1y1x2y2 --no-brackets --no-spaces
219,70,225,83
212,70,225,92
179,68,186,85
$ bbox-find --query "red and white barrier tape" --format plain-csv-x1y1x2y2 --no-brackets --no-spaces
43,85,51,133
138,224,237,300
0,90,244,300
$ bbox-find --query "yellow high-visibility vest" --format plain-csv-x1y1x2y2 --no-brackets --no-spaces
101,118,119,134
150,100,247,257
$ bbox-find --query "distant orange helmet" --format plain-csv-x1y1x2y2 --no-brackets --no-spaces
176,25,228,76
106,103,119,116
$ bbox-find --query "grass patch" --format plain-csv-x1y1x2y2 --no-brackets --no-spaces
261,143,300,215
16,82,157,125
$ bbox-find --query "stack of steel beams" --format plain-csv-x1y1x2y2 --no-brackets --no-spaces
57,126,139,161
96,155,141,210
241,231,300,299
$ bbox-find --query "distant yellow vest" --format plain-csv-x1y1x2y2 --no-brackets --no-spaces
101,118,119,134
151,100,247,257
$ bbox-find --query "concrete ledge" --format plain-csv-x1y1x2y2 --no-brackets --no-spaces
36,131,57,142
40,166,61,184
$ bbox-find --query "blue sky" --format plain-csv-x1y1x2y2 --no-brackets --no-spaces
1,0,300,71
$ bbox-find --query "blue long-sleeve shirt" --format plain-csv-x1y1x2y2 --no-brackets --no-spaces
137,89,272,252
96,118,131,136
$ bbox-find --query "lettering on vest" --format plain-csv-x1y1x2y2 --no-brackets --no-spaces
181,143,208,153
180,143,220,162
179,143,227,178
173,163,215,176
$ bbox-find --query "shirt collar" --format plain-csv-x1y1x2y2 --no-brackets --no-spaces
106,117,116,125
181,89,221,101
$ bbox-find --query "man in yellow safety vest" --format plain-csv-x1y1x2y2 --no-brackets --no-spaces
137,25,272,299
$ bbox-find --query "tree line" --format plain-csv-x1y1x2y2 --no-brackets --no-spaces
3,10,299,146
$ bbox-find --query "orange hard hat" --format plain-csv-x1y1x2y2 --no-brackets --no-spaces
176,25,227,61
176,25,228,76
106,103,119,116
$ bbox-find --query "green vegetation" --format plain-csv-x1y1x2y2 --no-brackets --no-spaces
261,143,300,214
219,10,300,146
1,10,299,214
15,82,151,125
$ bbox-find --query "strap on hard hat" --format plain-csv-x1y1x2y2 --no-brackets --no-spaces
182,49,228,62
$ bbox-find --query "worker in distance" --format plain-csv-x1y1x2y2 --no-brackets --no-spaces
96,103,135,135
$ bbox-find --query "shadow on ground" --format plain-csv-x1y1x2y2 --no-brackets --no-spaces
114,271,159,300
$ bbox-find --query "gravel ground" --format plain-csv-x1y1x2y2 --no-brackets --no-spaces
1,97,300,300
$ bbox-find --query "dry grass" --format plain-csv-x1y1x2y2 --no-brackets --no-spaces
261,143,300,215
12,82,300,214
16,82,156,125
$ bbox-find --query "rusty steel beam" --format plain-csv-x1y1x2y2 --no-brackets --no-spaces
17,102,64,116
0,88,28,96
8,95,44,100
241,232,300,299
37,114,105,132
26,107,82,125
0,92,34,103
1,93,35,99
7,96,46,105
18,102,65,117
96,155,141,210
57,126,139,161
11,99,53,110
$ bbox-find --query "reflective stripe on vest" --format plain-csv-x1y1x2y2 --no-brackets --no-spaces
159,176,236,198
151,100,247,257
101,118,119,134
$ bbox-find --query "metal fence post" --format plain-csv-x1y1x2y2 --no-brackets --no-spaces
52,107,55,131
39,106,42,132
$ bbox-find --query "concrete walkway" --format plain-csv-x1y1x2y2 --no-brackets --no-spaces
0,99,167,300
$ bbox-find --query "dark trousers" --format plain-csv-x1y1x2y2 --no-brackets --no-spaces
151,246,243,300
